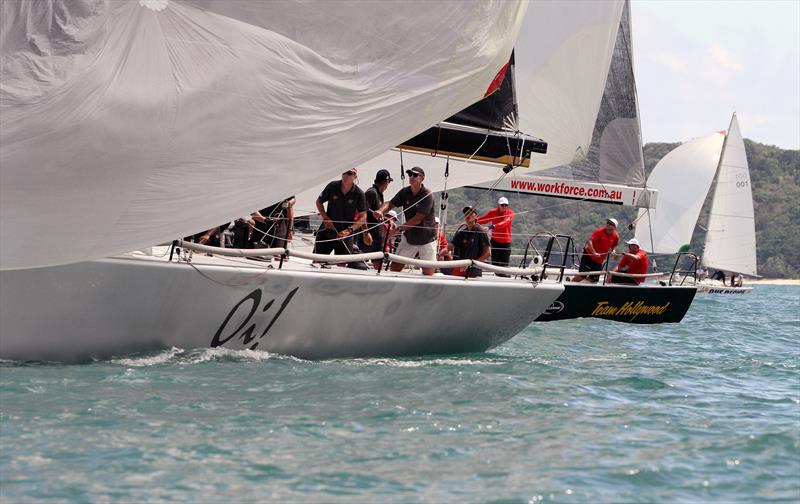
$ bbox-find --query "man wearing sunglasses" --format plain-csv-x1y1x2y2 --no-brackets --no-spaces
375,166,437,275
314,169,367,257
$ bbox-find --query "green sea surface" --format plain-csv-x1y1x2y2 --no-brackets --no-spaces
2,285,798,502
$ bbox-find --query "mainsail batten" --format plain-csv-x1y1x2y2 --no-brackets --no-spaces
1,0,526,270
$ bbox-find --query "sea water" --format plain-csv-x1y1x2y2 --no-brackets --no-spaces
1,285,798,502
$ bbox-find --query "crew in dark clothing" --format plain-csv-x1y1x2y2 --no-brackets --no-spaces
194,225,225,247
447,206,491,278
251,196,296,249
362,169,394,269
374,166,437,275
314,169,367,256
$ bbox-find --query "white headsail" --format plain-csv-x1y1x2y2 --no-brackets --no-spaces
702,114,757,276
293,0,626,214
1,0,525,270
634,132,725,253
471,0,655,208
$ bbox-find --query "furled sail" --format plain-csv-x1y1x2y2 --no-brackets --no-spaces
471,0,655,208
702,114,757,276
634,132,725,253
293,0,625,213
0,0,525,270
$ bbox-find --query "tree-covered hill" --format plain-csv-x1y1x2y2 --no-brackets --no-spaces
443,140,799,278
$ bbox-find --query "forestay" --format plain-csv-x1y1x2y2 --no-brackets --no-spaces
0,0,525,270
702,114,757,276
635,132,725,253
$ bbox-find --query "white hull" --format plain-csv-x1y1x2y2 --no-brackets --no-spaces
695,279,753,294
0,252,563,361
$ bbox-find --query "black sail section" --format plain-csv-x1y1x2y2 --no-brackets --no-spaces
447,52,518,130
398,52,546,167
538,0,645,187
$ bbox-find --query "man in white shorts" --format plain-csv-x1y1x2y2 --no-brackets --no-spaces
374,166,437,275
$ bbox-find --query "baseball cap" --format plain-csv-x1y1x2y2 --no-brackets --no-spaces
375,169,393,182
406,166,425,177
462,206,477,216
386,210,399,219
434,216,440,224
606,218,618,227
498,197,509,205
626,238,640,247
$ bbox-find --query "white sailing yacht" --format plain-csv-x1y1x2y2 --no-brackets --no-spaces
0,0,627,361
292,0,697,324
635,113,757,294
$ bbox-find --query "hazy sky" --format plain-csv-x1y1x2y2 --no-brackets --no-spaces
632,0,799,149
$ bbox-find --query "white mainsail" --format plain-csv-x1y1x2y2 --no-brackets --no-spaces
471,0,655,208
635,132,725,253
702,114,757,276
293,0,626,213
0,0,525,270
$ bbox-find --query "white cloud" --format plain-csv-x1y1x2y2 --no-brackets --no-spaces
708,43,744,72
647,51,689,74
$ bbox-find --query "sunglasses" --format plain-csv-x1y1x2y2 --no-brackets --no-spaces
408,173,421,178
499,204,508,207
343,171,356,176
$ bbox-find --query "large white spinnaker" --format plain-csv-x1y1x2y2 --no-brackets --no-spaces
702,114,757,276
0,0,525,270
634,132,725,253
293,0,625,214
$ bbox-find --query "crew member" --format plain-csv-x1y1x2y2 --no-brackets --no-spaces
314,169,367,257
478,196,514,274
571,217,620,283
611,238,649,284
374,166,437,275
446,206,491,278
363,169,394,269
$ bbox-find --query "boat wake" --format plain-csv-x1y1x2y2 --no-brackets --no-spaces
109,347,286,367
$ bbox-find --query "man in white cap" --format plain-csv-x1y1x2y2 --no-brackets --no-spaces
571,217,620,282
611,238,649,284
477,196,515,273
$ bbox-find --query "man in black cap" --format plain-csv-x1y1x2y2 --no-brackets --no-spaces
375,166,437,275
446,206,491,278
361,169,394,269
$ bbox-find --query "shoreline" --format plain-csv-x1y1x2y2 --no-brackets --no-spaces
749,278,800,285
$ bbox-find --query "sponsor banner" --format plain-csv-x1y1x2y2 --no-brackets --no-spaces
469,175,657,208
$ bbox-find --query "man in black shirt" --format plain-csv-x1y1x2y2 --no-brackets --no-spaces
251,196,296,249
362,169,394,269
314,169,367,256
447,206,491,278
375,166,437,275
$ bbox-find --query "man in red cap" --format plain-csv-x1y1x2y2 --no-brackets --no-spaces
571,217,620,282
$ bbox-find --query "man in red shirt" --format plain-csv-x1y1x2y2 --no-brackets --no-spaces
611,238,649,284
478,196,514,274
571,217,620,282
